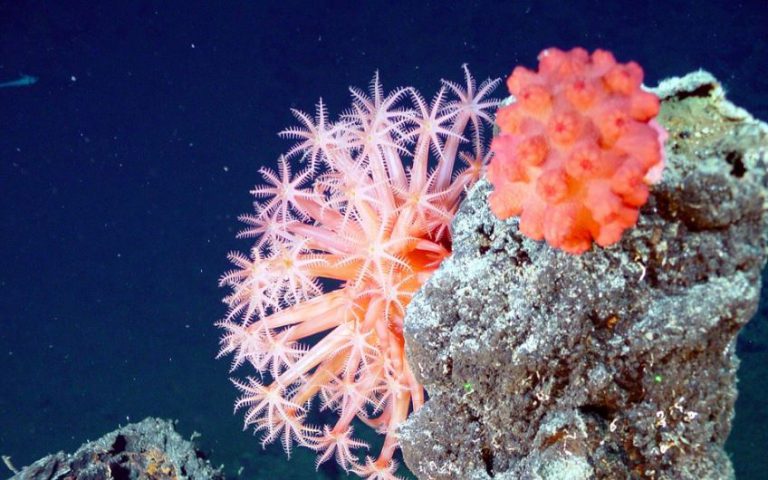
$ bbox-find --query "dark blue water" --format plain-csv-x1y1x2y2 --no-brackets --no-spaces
1,1,766,478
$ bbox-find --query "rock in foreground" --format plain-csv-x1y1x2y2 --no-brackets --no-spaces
11,417,224,480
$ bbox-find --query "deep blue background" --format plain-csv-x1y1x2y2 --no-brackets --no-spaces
1,1,766,478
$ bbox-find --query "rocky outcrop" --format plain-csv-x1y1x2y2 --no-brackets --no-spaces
400,71,768,479
10,417,224,480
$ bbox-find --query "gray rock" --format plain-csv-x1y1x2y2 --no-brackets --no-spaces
400,71,768,480
10,417,224,480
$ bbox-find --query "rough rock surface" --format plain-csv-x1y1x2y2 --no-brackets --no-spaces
400,71,768,480
10,417,224,480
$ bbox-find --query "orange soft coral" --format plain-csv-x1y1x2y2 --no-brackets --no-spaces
487,47,667,254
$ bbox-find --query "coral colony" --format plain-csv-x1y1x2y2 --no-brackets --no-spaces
218,48,665,478
218,67,500,478
488,48,666,253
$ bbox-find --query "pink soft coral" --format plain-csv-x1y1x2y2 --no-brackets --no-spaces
487,47,667,254
218,67,499,478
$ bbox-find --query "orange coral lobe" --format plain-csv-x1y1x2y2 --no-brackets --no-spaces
488,47,666,254
611,162,650,206
536,170,569,203
519,202,545,240
565,144,601,180
565,78,598,111
507,66,536,95
518,84,553,115
630,90,660,121
544,204,585,248
495,105,522,133
488,181,526,218
586,183,623,224
597,108,629,146
548,111,582,146
489,135,526,180
604,62,643,95
517,135,549,167
591,49,617,70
